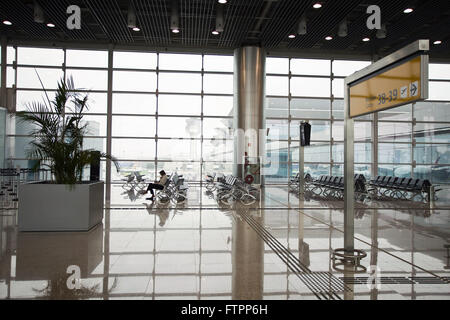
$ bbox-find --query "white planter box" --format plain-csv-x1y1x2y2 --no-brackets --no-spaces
18,181,104,232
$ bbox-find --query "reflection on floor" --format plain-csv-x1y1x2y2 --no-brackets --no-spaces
0,184,449,300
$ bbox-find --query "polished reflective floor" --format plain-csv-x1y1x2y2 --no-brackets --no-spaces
0,184,449,300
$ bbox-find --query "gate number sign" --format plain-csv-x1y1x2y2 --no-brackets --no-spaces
349,55,427,118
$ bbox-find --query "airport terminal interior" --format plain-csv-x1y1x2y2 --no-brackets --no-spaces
0,0,449,300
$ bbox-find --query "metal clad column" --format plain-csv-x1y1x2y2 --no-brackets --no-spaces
233,46,266,182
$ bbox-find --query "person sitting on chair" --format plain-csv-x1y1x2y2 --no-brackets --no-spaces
144,170,168,201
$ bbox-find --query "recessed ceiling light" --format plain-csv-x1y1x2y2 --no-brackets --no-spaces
403,8,414,13
46,23,55,28
172,28,180,34
433,40,442,45
313,3,322,9
212,30,219,35
218,0,227,3
132,27,140,32
363,37,370,42
288,34,296,39
3,20,12,25
325,36,333,41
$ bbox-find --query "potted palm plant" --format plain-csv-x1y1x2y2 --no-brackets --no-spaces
16,74,119,232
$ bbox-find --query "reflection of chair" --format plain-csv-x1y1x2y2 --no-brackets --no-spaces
121,174,135,190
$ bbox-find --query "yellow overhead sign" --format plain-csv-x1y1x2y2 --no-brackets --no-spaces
349,55,425,118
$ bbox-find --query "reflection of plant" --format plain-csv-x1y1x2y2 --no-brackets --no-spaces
33,274,118,300
15,74,119,185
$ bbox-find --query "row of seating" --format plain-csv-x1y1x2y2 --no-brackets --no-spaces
368,176,434,201
288,173,313,192
307,174,368,200
205,173,259,205
157,172,189,204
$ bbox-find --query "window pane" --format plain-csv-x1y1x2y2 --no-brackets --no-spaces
291,98,330,119
113,71,156,92
203,74,233,94
157,162,201,181
113,51,157,69
291,77,330,97
7,46,15,64
203,139,233,162
67,70,107,90
158,95,201,115
17,67,63,89
332,79,344,98
414,144,450,165
429,64,450,80
158,139,201,161
378,103,411,121
203,162,233,177
429,81,450,100
378,165,412,177
414,122,450,143
414,101,450,122
16,90,56,112
82,115,107,136
66,50,108,68
266,58,289,74
203,96,233,117
113,93,156,114
112,139,155,160
158,117,201,138
159,73,201,93
291,59,330,76
203,118,233,139
333,60,371,77
18,47,63,66
159,53,202,71
266,97,289,118
266,76,289,96
332,121,372,141
7,67,15,87
203,55,233,72
414,165,450,184
379,143,411,163
267,119,289,140
65,92,106,114
379,122,411,142
291,120,330,141
112,116,156,137
84,138,105,153
332,143,371,163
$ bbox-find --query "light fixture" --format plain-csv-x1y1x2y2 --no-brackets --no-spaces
363,37,370,42
170,0,180,34
376,24,387,39
212,30,219,35
313,3,322,9
127,2,137,29
2,20,12,26
297,14,307,35
338,19,348,37
288,34,296,39
325,36,333,40
433,40,442,45
403,8,414,13
33,0,45,23
215,2,225,33
132,27,140,32
218,0,227,3
46,23,55,28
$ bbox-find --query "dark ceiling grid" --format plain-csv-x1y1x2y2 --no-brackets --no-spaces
0,0,58,41
218,0,263,48
36,0,97,41
289,0,362,49
322,0,412,53
84,0,133,43
379,0,449,54
260,0,314,48
134,0,170,46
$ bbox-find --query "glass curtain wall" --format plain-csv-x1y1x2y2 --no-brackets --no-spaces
3,46,450,185
5,47,234,183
